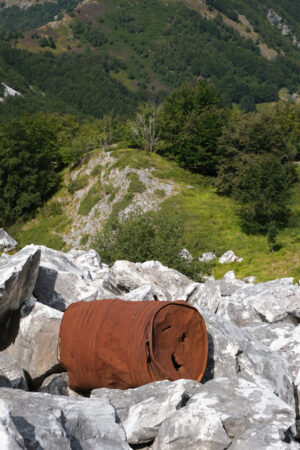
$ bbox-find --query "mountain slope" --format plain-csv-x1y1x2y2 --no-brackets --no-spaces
0,0,300,121
8,147,300,282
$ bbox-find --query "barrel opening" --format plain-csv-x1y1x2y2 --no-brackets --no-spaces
171,352,183,371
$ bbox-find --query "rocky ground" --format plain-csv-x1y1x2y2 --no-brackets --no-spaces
0,239,300,449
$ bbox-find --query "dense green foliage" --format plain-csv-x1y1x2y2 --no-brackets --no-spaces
216,108,298,234
158,82,227,175
0,114,77,226
0,0,79,33
93,211,208,280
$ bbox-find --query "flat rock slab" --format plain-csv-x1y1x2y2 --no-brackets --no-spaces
153,377,295,450
5,299,62,383
33,246,99,311
0,399,25,449
92,379,202,445
0,245,40,319
0,388,130,449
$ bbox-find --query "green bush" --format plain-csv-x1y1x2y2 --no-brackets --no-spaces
68,175,89,194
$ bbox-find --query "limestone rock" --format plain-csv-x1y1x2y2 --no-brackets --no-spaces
0,399,25,449
153,378,295,450
0,388,130,449
5,299,62,383
120,284,157,301
219,250,243,264
0,245,40,319
39,372,69,396
0,229,17,252
0,352,28,390
92,379,201,445
184,281,222,313
34,246,99,311
198,252,216,262
197,306,294,407
178,248,193,261
103,260,192,301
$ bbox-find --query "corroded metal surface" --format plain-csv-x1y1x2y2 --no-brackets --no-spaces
58,299,208,391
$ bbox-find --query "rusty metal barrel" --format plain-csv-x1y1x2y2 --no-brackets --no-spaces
58,299,208,391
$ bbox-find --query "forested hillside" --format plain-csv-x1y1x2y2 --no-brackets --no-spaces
0,0,300,121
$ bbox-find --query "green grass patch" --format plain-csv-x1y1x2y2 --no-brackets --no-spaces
67,175,89,194
78,181,103,215
91,164,102,177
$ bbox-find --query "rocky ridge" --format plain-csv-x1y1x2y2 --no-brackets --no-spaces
0,240,300,449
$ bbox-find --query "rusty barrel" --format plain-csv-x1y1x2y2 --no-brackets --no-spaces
58,299,208,391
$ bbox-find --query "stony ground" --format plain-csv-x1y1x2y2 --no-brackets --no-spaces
0,238,300,449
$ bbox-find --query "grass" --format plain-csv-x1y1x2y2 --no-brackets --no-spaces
8,147,300,282
67,175,89,194
78,180,103,215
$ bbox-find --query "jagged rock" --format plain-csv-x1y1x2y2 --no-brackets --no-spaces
92,379,201,445
5,299,62,384
197,306,294,407
243,323,300,380
243,275,257,283
183,281,222,313
0,245,40,319
216,278,300,327
0,388,130,449
120,284,157,301
0,229,17,252
39,372,69,396
33,246,99,311
229,425,299,450
178,248,193,261
219,250,243,264
0,399,25,449
198,252,216,262
103,260,192,301
153,378,295,450
0,352,28,390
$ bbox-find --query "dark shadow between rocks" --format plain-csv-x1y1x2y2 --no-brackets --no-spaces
12,416,42,449
201,331,214,384
0,309,21,351
130,441,154,449
33,268,66,312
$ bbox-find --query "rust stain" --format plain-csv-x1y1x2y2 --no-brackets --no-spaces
58,299,208,391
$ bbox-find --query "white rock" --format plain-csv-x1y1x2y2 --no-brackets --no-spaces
0,352,28,390
178,248,193,261
92,379,201,445
120,284,157,301
0,399,25,449
0,388,130,449
0,245,40,318
33,246,99,311
185,281,222,313
219,250,243,264
5,299,62,382
198,252,216,262
0,229,17,252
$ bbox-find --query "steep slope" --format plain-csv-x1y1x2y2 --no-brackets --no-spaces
0,0,300,121
9,147,300,282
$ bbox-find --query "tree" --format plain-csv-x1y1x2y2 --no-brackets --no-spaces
216,109,297,234
130,104,161,152
158,82,227,175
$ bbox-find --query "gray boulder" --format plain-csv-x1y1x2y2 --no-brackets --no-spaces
219,250,243,263
178,248,193,261
0,399,25,449
103,260,192,301
153,377,295,450
185,280,222,313
0,229,17,252
197,306,294,407
0,388,130,449
39,372,69,396
33,246,99,311
0,352,28,390
198,252,216,262
0,245,40,319
92,379,201,445
5,299,62,383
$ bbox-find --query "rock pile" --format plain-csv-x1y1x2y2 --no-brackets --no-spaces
0,243,300,448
